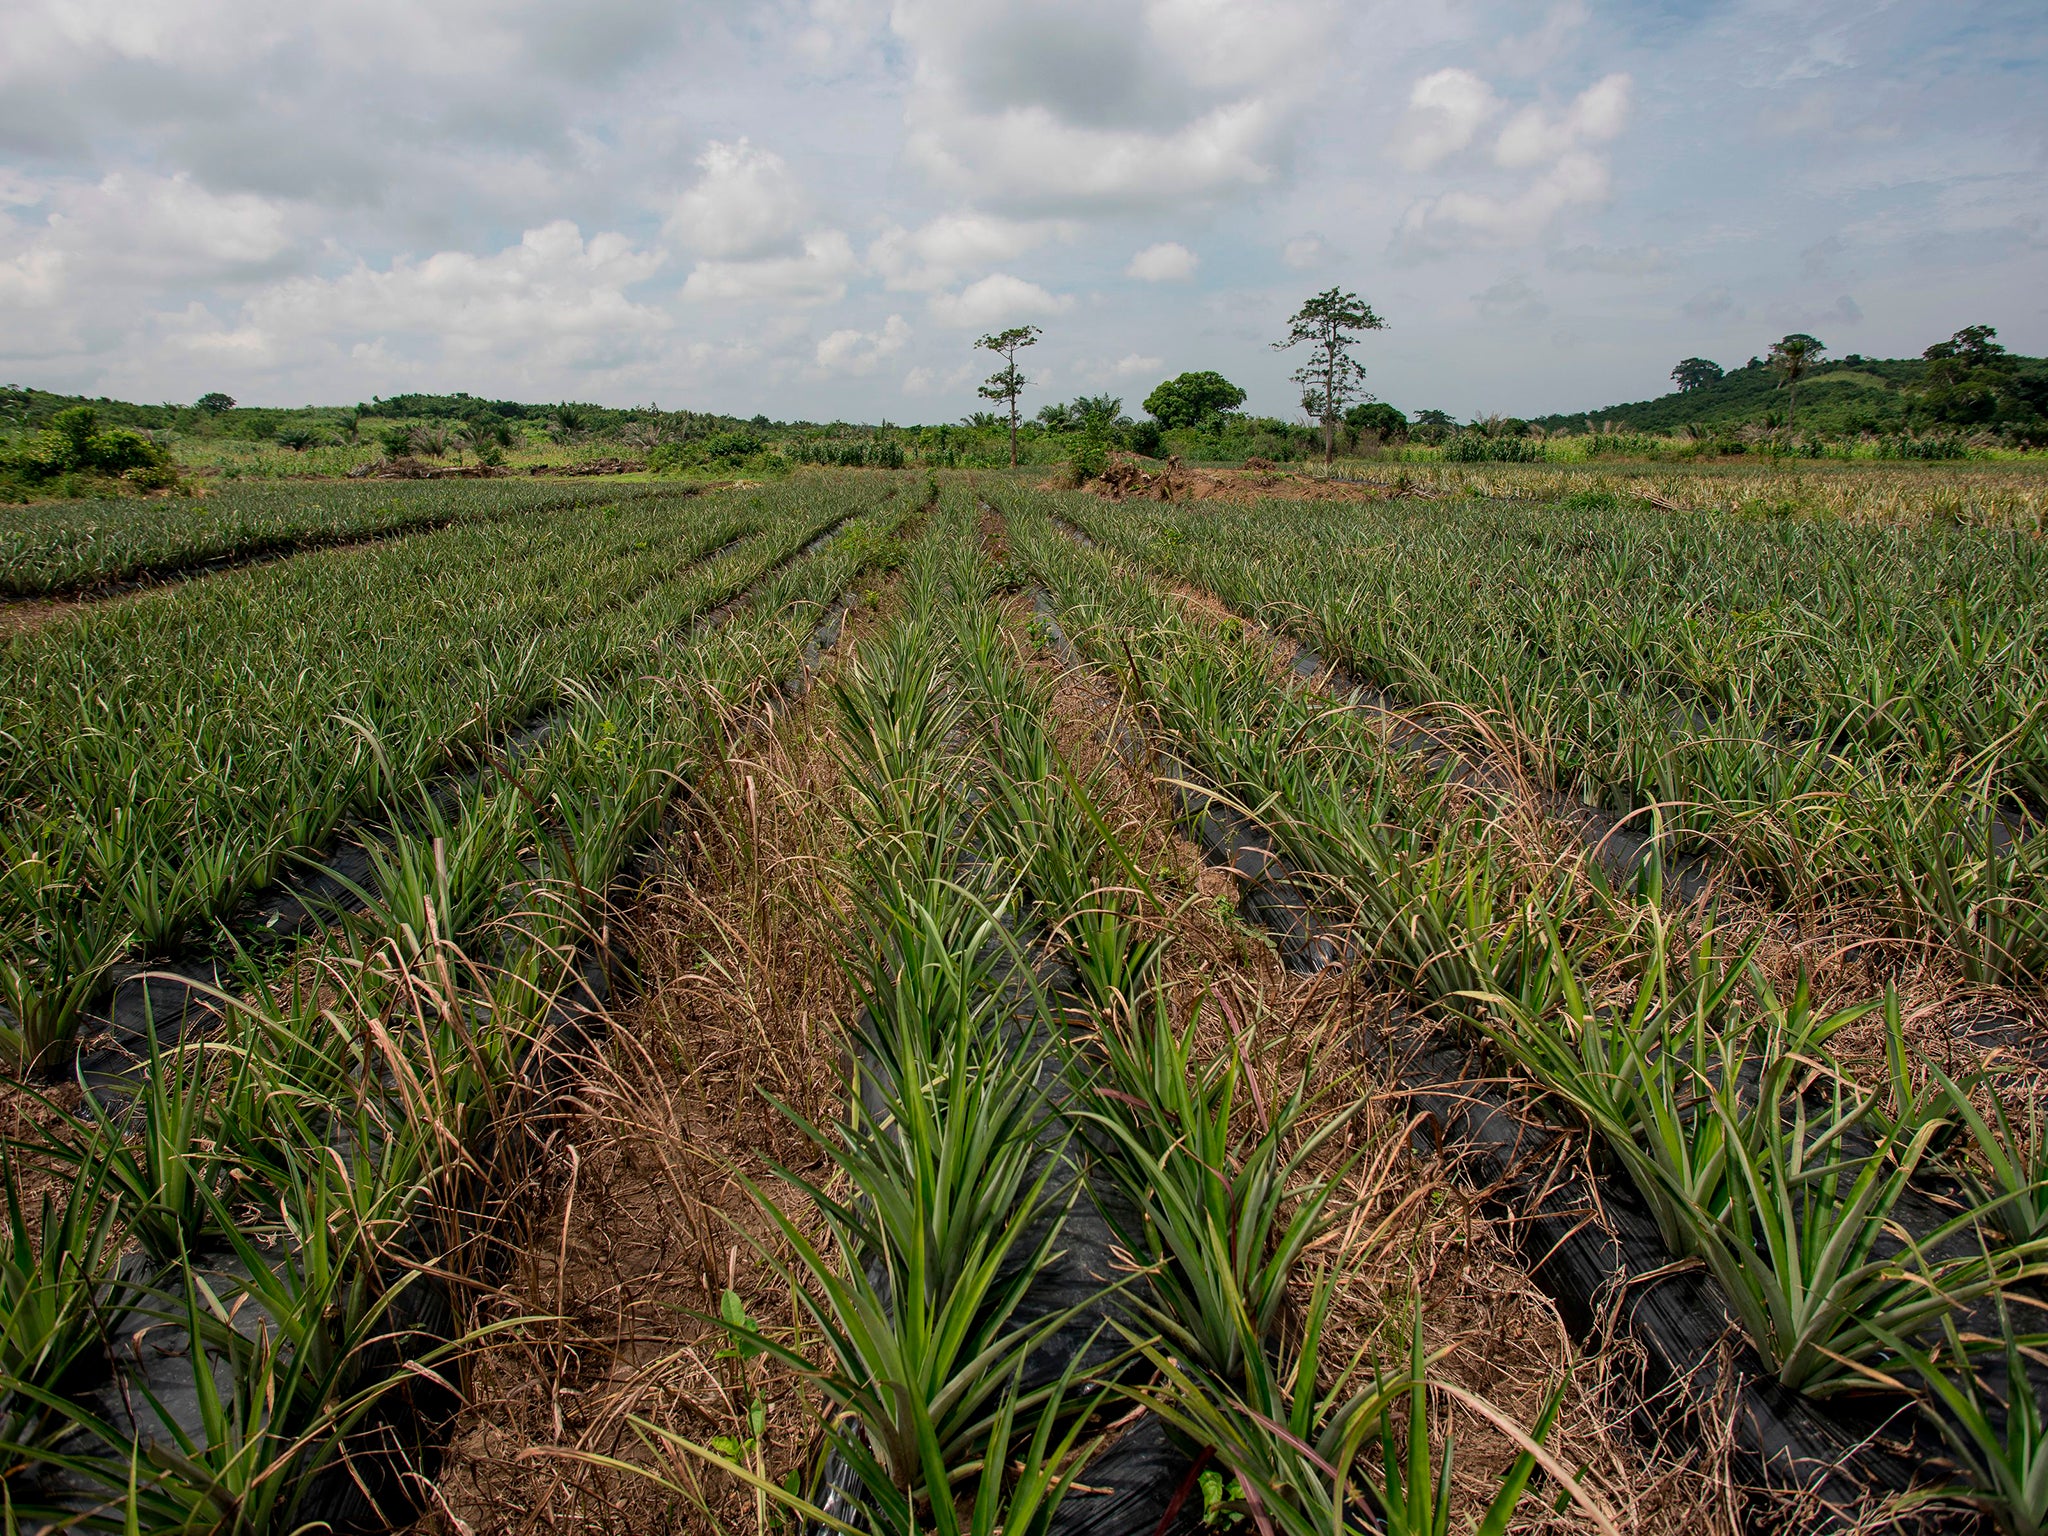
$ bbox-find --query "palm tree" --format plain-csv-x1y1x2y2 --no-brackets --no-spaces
1767,333,1825,432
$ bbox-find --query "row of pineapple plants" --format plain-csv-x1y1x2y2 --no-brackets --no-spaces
606,494,1608,1536
0,498,906,1531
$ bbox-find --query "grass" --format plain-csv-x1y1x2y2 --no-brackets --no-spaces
0,477,698,598
1052,479,2048,985
9,465,2048,1533
0,476,907,1531
0,475,907,1071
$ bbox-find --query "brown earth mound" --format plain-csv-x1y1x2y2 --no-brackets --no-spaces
347,457,514,480
532,457,647,477
1084,452,1430,505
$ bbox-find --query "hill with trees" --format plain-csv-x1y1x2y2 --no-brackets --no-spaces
1531,326,2048,441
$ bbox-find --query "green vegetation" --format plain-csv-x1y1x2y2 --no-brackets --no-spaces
7,317,2044,507
976,325,1042,468
999,479,2048,1449
1534,325,2048,444
1141,370,1249,429
6,457,2048,1534
0,477,897,1071
1274,287,1386,463
0,406,184,500
0,477,691,597
0,475,905,1531
1054,482,2048,983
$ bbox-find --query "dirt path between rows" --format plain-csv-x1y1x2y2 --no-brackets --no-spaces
413,584,885,1536
0,592,135,636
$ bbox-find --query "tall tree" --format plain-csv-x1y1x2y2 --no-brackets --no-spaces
1924,324,2009,372
1670,357,1724,392
976,325,1041,467
1273,289,1385,463
1766,333,1825,430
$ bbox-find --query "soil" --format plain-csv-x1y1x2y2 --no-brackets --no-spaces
413,583,886,1536
347,456,519,480
0,592,131,635
1080,452,1427,505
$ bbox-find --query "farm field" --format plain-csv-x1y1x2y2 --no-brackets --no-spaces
0,479,730,600
3,461,2047,1536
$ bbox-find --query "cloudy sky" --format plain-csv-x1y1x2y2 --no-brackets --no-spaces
3,0,2043,422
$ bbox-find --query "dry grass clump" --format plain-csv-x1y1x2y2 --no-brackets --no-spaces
417,624,876,1536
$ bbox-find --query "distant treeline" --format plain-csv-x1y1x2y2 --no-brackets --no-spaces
1532,340,2048,444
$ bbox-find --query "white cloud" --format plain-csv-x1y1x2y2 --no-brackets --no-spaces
792,0,887,69
1112,352,1164,376
926,271,1073,329
1388,68,1631,258
1281,232,1330,270
0,0,2038,424
1493,73,1631,168
234,220,668,369
1126,241,1196,280
890,0,1331,211
1397,151,1611,254
906,98,1282,212
0,244,77,358
814,312,910,374
0,172,298,290
681,229,858,306
1394,68,1499,171
665,138,807,259
868,212,1072,291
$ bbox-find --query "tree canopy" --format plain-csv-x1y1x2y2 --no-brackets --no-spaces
1274,288,1385,462
1670,358,1724,392
1766,334,1825,428
1141,370,1247,429
1344,402,1408,438
1924,324,2009,371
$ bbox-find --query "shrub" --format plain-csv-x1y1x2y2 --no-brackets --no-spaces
1344,402,1408,440
1877,433,1968,461
1143,371,1247,429
697,429,764,465
122,461,188,493
1126,420,1164,458
648,430,770,475
1443,433,1545,463
0,407,174,486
